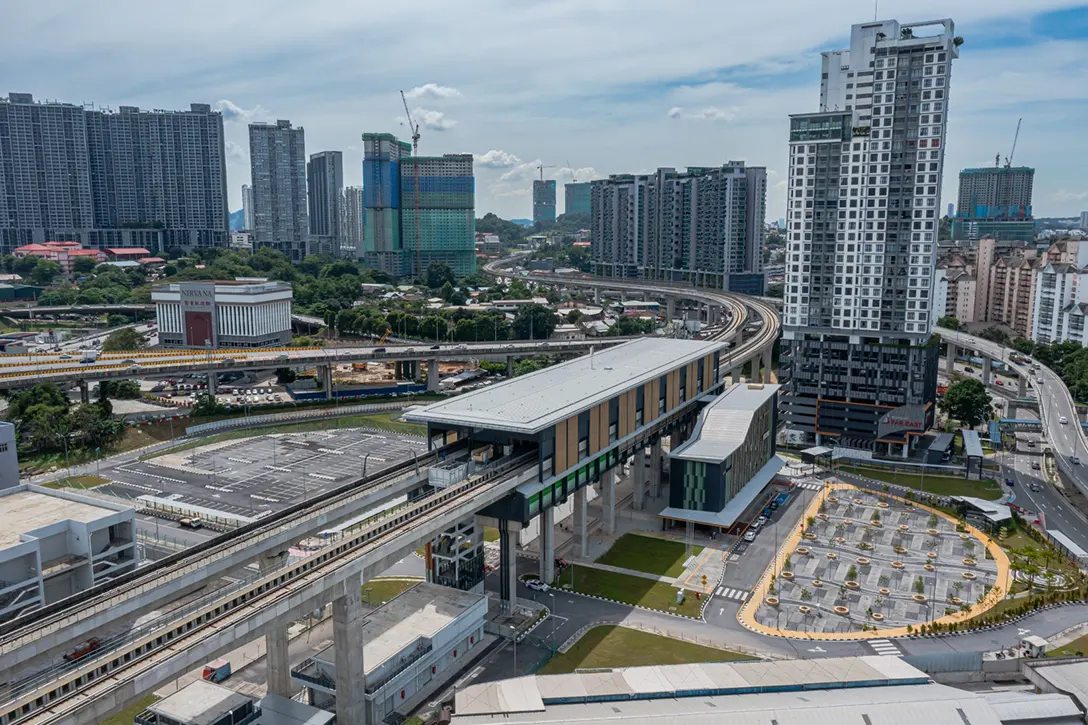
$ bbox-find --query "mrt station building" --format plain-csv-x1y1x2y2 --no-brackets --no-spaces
408,338,781,602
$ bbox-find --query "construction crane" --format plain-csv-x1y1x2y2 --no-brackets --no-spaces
1004,117,1022,168
567,159,578,183
400,90,422,276
536,164,556,182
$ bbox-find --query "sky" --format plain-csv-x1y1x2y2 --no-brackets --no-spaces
4,1,1088,222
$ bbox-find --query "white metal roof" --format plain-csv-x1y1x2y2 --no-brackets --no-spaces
983,691,1083,723
407,338,722,434
670,383,779,463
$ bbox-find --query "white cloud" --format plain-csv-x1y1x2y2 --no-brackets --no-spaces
1054,189,1088,202
667,105,738,122
474,149,520,169
225,140,247,161
406,107,456,131
214,99,269,122
404,83,462,100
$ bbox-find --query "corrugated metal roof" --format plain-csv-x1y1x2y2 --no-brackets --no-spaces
983,691,1083,722
407,338,722,434
670,384,779,463
962,429,984,458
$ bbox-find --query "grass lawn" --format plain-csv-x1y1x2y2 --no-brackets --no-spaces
42,474,110,490
99,695,159,725
363,577,421,606
553,565,704,617
538,625,756,674
596,533,704,578
849,466,1003,500
147,412,425,459
1049,634,1088,657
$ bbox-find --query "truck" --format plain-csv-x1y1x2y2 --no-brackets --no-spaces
63,637,102,662
202,658,232,683
80,349,99,363
472,445,494,465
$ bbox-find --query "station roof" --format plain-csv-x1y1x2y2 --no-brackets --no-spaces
407,338,722,435
670,384,779,463
150,680,252,725
962,429,984,458
0,487,125,551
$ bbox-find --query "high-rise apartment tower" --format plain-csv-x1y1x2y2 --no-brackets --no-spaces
342,186,366,260
533,180,557,224
565,182,592,216
241,184,255,230
307,151,344,257
779,19,959,453
249,120,308,261
362,133,411,274
0,93,228,254
400,154,476,277
953,166,1034,241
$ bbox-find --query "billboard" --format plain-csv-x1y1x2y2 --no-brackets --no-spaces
877,403,927,438
180,282,216,347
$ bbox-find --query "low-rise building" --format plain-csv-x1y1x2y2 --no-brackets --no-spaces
291,582,487,724
0,484,137,620
550,324,585,341
105,247,151,261
135,679,333,725
228,232,253,250
660,383,782,531
0,422,16,490
14,241,106,275
152,279,293,348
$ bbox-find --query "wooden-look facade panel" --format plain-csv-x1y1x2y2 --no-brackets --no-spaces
598,402,609,449
589,405,601,454
555,419,568,473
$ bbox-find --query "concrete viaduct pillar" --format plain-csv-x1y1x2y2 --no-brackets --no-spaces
945,344,956,375
539,507,555,583
79,380,90,404
259,555,293,698
427,358,440,392
1018,374,1027,398
649,439,664,500
666,297,676,321
318,364,333,400
333,572,367,725
632,448,646,511
749,355,761,383
601,468,616,535
206,371,217,396
982,356,992,387
573,486,588,559
507,355,514,378
762,348,773,384
498,519,518,612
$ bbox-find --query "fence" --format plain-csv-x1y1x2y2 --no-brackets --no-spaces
185,401,406,436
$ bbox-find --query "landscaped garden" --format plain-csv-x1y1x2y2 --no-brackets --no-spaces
596,533,703,578
539,625,755,674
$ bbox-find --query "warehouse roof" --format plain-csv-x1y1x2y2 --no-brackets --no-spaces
407,338,722,434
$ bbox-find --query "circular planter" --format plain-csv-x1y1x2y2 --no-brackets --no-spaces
878,502,890,509
813,580,824,588
818,513,829,521
766,596,780,606
899,524,910,532
857,557,871,566
951,597,963,606
892,561,905,569
963,558,977,566
870,521,883,528
827,496,838,503
846,581,860,590
894,546,907,554
871,612,885,622
834,605,850,615
854,498,864,505
879,587,890,596
799,605,811,615
858,542,873,551
924,564,936,572
912,594,927,603
781,571,795,580
927,528,940,536
962,572,977,580
844,520,853,526
927,552,938,559
796,547,810,555
835,537,846,544
803,533,817,540
827,552,838,560
959,533,970,541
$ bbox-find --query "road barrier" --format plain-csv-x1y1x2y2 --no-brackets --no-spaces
184,401,406,436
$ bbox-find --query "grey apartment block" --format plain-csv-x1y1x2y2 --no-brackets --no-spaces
242,184,255,230
249,120,309,261
533,180,556,224
342,186,365,259
307,150,343,257
0,93,227,254
589,162,767,294
779,19,957,453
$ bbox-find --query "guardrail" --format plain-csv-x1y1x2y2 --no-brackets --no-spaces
184,401,407,436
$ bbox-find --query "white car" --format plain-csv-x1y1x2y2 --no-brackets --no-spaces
1060,416,1069,425
743,530,758,543
526,579,549,592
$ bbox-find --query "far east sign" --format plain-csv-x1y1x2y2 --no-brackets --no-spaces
877,403,927,439
180,282,217,348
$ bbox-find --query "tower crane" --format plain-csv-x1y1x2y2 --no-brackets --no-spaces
400,90,422,276
536,164,556,182
1004,117,1022,168
567,159,578,183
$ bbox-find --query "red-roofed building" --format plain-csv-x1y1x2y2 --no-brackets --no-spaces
14,242,106,275
138,257,166,265
104,248,151,260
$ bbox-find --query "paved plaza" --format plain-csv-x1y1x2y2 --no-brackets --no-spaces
98,427,428,518
748,484,1005,637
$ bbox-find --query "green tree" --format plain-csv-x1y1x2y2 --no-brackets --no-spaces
609,316,654,336
419,315,448,341
938,378,993,428
937,316,962,331
426,263,456,289
13,255,40,277
566,309,584,324
440,281,456,302
102,327,148,352
978,326,1010,344
512,304,558,340
1011,337,1035,355
275,367,297,384
98,379,142,399
192,394,224,417
29,259,62,286
73,256,100,274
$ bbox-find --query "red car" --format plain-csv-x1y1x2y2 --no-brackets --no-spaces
996,379,1004,386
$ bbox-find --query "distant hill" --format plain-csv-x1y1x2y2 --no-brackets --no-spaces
229,209,245,231
510,218,533,228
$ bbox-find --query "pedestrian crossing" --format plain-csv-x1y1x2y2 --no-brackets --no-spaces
867,639,902,656
795,481,823,491
715,587,749,601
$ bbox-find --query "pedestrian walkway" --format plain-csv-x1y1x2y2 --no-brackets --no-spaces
715,586,749,602
579,560,679,585
866,638,902,656
794,481,823,491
